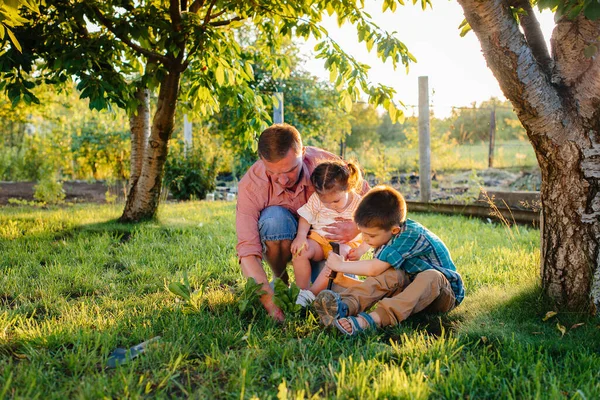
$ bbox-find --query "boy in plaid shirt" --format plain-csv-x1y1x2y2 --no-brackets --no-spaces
313,185,465,335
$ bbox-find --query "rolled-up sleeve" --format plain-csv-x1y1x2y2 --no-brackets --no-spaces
236,179,264,260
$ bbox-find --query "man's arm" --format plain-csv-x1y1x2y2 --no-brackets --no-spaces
239,255,284,322
326,252,390,276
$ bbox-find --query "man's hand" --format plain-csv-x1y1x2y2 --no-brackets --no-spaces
263,294,285,322
321,218,359,243
326,252,344,272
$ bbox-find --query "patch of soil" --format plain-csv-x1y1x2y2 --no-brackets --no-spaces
0,181,126,206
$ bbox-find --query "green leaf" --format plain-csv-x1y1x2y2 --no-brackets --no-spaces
459,23,472,38
5,27,21,53
168,282,191,301
215,65,225,86
584,44,598,59
584,2,600,20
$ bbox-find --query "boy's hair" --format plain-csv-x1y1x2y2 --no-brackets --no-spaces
354,185,407,230
311,160,363,194
257,123,302,162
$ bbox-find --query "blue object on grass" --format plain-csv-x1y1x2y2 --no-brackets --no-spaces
106,336,161,368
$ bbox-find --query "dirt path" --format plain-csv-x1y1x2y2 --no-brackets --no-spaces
0,181,118,205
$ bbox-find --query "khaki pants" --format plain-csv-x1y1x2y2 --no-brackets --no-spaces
340,267,456,327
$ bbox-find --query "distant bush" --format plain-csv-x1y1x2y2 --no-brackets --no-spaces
163,142,219,201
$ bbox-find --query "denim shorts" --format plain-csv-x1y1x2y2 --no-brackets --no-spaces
258,206,351,283
258,206,298,251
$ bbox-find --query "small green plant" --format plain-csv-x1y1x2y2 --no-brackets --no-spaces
272,278,302,316
33,175,65,204
105,189,117,204
166,272,205,314
238,278,267,317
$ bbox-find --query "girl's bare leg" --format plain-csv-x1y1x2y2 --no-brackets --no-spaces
292,239,324,289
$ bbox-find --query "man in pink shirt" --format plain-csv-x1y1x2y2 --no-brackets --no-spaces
236,124,362,321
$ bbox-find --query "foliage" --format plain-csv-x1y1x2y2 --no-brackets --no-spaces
238,278,267,317
272,278,302,316
0,0,38,53
163,141,219,201
33,174,65,204
0,84,132,182
70,112,130,181
345,103,381,149
448,98,526,143
166,271,205,314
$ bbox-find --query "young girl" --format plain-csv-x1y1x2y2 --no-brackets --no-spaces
290,160,370,306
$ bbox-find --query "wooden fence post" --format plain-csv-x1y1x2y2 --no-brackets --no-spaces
488,107,496,168
419,76,431,203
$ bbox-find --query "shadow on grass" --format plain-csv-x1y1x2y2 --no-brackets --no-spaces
449,283,600,352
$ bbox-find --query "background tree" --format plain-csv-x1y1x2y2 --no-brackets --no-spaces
457,0,600,312
449,98,526,143
346,102,381,149
2,0,416,222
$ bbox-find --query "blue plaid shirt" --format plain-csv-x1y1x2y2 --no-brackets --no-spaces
374,219,465,304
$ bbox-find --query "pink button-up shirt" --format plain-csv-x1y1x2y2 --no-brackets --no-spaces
236,146,339,260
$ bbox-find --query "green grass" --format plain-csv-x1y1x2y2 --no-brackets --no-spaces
350,139,538,173
1,202,599,399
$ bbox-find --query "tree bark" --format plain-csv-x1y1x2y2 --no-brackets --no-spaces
457,0,600,312
120,71,181,222
124,87,150,204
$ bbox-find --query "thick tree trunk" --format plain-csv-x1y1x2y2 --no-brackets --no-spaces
122,87,151,214
119,71,181,222
458,0,600,312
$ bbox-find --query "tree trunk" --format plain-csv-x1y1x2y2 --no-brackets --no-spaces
457,0,600,312
120,71,181,222
128,87,151,190
122,86,151,215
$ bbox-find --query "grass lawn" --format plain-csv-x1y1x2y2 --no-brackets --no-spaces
1,201,599,399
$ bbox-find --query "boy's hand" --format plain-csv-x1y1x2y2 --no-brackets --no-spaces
326,252,344,272
346,246,368,261
291,238,307,257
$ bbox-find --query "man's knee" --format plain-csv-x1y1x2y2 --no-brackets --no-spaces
258,206,297,245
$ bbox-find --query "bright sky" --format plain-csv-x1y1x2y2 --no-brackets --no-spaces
299,1,556,118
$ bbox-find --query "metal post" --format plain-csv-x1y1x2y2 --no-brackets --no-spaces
418,76,431,203
183,114,192,157
488,107,496,168
273,92,284,124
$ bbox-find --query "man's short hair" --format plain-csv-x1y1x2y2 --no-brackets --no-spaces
257,123,302,162
354,185,407,230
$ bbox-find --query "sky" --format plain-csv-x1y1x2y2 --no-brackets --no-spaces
298,1,556,118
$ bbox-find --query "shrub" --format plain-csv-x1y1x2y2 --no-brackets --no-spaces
163,142,219,201
34,175,66,204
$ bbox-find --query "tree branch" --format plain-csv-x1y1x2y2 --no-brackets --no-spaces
552,15,600,121
87,2,171,66
189,0,205,13
512,0,553,77
203,0,218,25
210,16,243,27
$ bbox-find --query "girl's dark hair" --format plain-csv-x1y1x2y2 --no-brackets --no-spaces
354,185,407,230
310,160,363,194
